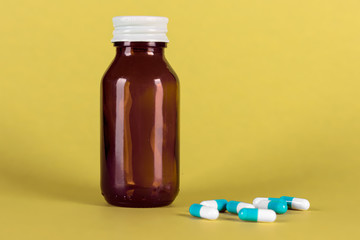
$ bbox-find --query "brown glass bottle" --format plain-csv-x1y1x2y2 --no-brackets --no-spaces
101,41,179,207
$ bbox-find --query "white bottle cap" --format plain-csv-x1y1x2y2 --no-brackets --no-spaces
111,16,169,43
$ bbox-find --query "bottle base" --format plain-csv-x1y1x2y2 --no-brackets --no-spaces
106,200,174,208
103,195,174,208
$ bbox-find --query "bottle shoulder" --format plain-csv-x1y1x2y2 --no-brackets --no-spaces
102,56,178,85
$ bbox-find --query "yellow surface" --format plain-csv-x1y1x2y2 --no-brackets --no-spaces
1,0,360,239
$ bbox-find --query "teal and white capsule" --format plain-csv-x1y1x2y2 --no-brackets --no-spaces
200,199,228,212
253,197,286,206
226,201,255,214
253,200,288,214
280,196,310,210
189,204,219,220
238,208,276,222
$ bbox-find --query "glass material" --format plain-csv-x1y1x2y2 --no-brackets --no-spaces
101,42,179,207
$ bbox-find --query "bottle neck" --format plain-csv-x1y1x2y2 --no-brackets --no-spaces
114,42,166,57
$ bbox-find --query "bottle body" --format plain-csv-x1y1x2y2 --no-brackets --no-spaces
101,42,179,207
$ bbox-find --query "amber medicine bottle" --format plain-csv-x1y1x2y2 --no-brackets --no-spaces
101,16,179,207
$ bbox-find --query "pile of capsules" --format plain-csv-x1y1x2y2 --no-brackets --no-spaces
189,196,310,222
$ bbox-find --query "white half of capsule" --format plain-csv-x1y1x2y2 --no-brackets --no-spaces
253,200,270,209
200,200,218,209
258,209,277,222
253,198,269,206
200,206,219,220
291,198,310,210
236,203,255,213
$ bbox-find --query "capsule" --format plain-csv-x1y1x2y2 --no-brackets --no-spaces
189,204,219,220
226,201,255,214
253,197,286,206
253,200,288,214
280,196,310,210
200,199,228,212
238,208,276,222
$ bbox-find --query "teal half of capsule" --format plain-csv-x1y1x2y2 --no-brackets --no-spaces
268,197,286,204
238,208,258,222
214,199,228,212
268,200,288,214
189,204,202,217
280,196,294,207
226,201,240,213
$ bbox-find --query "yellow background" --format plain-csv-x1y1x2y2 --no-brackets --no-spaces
1,0,360,239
